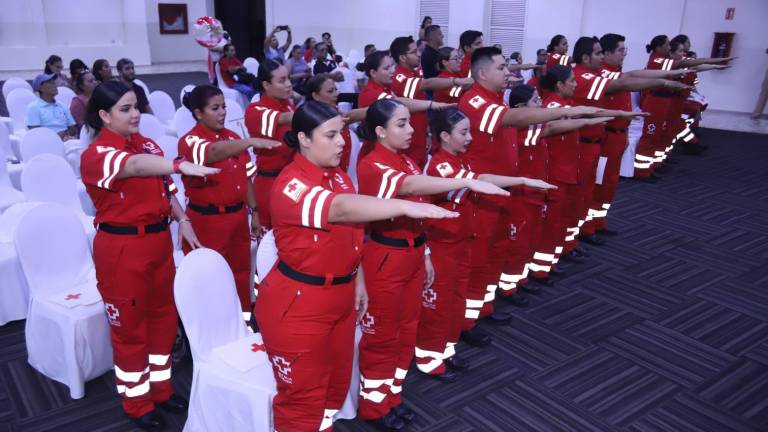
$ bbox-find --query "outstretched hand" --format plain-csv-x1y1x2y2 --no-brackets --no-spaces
401,202,459,219
248,138,282,149
523,178,558,190
179,161,221,177
467,179,510,196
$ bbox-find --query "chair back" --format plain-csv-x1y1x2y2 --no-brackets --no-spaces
244,57,260,74
20,127,65,161
2,77,32,99
139,113,166,140
7,88,36,132
0,126,15,163
149,90,176,124
154,135,179,160
174,107,196,138
134,78,151,96
21,154,82,211
56,86,76,109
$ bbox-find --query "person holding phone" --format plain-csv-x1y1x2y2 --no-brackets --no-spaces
264,25,292,65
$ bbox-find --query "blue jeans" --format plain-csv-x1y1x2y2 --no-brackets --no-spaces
232,83,256,100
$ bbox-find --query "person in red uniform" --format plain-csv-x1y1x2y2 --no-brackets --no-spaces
177,84,280,318
458,30,483,78
433,47,466,104
80,81,219,430
415,107,555,380
256,101,458,432
303,73,356,171
244,60,296,229
388,36,472,167
547,34,569,58
355,99,508,429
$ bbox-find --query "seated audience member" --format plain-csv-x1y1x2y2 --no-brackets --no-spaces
68,58,88,88
356,44,377,89
116,58,153,114
26,73,77,139
417,38,427,57
285,44,312,94
536,48,547,64
70,70,98,129
264,25,292,64
209,31,231,84
302,37,317,62
219,43,258,100
321,32,337,57
421,24,444,78
44,55,71,88
419,16,432,40
92,59,113,82
312,42,343,81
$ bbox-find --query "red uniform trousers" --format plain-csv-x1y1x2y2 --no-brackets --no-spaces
183,207,252,313
415,239,469,375
669,97,688,148
590,129,628,231
634,95,672,177
498,192,537,296
358,241,425,419
93,229,177,418
578,140,604,237
530,192,567,279
254,173,278,228
255,270,355,432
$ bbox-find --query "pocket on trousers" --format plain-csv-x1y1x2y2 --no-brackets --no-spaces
100,296,134,330
265,350,305,386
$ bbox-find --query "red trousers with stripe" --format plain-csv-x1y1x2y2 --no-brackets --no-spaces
415,239,469,375
183,207,252,312
634,96,672,177
591,130,628,231
499,193,540,295
358,241,424,419
531,182,580,277
578,141,604,237
254,174,277,228
256,271,355,432
93,230,177,418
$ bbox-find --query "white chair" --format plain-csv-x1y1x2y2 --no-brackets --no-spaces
134,78,151,96
244,57,260,75
20,127,65,161
0,145,24,213
56,86,76,109
139,113,167,141
175,248,276,432
2,77,32,99
174,107,197,138
250,93,261,104
620,91,644,178
180,84,196,106
346,49,361,69
215,63,249,109
225,98,245,123
149,90,176,126
155,135,179,160
14,203,113,399
347,123,362,190
0,203,37,325
79,125,93,146
21,154,96,246
7,87,36,136
63,138,87,178
0,119,21,162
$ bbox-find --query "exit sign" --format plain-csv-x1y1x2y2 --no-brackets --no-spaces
725,7,735,20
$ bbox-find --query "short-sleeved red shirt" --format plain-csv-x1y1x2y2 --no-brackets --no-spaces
647,53,675,72
434,70,463,103
80,128,174,225
459,54,471,78
546,53,571,69
517,123,549,204
358,80,396,109
457,83,518,176
219,56,242,88
270,153,363,276
357,143,424,239
178,123,253,206
542,93,579,184
599,62,632,129
390,64,429,167
244,94,296,172
423,147,476,242
572,64,617,139
527,75,549,99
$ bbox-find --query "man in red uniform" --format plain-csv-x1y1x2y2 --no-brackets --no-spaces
458,30,483,78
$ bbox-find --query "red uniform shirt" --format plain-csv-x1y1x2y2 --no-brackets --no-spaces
423,147,476,242
178,123,254,206
546,53,571,68
457,83,518,176
647,53,675,72
390,65,428,165
434,70,463,103
218,56,242,88
357,143,424,239
542,93,579,184
81,128,175,225
358,80,395,108
527,75,548,99
599,62,631,129
517,123,548,204
270,153,363,276
244,94,296,172
572,64,617,139
459,54,471,78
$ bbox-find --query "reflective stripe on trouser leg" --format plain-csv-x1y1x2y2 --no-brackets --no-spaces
499,264,529,292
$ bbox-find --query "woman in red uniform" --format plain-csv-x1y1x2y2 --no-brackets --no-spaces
433,47,465,104
80,81,218,430
355,99,508,429
177,84,280,318
415,107,555,380
244,60,296,229
255,101,457,432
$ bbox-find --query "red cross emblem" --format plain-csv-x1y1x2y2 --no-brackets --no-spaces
65,293,81,300
105,303,120,326
287,183,297,193
251,343,265,352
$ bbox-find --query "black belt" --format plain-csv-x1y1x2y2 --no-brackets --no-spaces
188,202,244,215
257,169,281,177
606,127,628,134
277,261,354,285
370,232,427,248
652,91,676,98
98,218,169,235
579,136,602,144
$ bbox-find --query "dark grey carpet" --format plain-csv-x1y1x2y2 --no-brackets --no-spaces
1,124,767,431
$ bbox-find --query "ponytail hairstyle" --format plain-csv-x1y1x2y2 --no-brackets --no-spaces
304,73,334,101
646,35,668,53
507,84,536,107
429,107,468,143
356,98,405,159
356,50,391,78
283,101,340,150
437,46,456,70
541,64,572,91
255,59,283,92
44,55,62,74
182,84,224,120
547,34,566,53
85,80,132,133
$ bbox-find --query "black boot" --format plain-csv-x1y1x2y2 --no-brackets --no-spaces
392,404,416,422
460,327,492,347
369,412,405,430
579,234,606,246
519,284,542,295
158,394,188,413
501,292,529,306
444,354,470,370
130,410,166,431
482,311,512,325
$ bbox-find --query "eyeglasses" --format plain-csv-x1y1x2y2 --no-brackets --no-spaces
448,57,459,62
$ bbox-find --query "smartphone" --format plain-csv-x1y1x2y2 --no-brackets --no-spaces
277,25,288,31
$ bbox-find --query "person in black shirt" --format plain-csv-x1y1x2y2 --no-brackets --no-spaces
312,42,344,82
116,58,153,114
420,24,444,79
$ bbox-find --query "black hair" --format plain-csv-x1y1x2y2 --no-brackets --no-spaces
256,59,283,92
424,25,441,40
669,39,685,55
430,107,468,141
44,55,62,74
69,58,87,76
283,101,339,150
687,50,697,58
510,51,521,62
420,16,432,28
646,35,668,53
116,58,133,73
390,36,415,64
304,73,334,101
322,32,331,39
223,43,235,54
315,41,327,50
547,35,566,53
533,60,545,77
86,81,132,132
364,44,375,54
541,64,572,91
459,30,483,53
182,84,224,118
356,50,390,78
536,48,547,56
573,36,599,64
303,37,315,48
290,44,302,55
437,46,456,70
470,46,502,76
507,84,535,107
92,59,110,81
356,98,405,142
74,69,93,94
671,34,689,46
600,33,626,54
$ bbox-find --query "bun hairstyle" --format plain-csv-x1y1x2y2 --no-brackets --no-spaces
304,73,334,101
182,85,223,118
429,107,468,142
541,64,572,91
356,50,390,78
646,35,668,53
255,59,282,92
356,98,405,159
671,34,689,45
283,101,339,150
85,80,132,132
547,34,566,53
507,84,535,107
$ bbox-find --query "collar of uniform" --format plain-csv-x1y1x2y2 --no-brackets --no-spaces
573,64,599,76
368,79,391,95
438,70,459,79
371,142,404,167
190,122,227,142
97,127,135,151
394,64,416,78
35,96,58,107
545,92,572,107
433,146,464,166
470,83,504,104
649,52,670,62
600,61,621,72
259,93,293,112
293,152,334,183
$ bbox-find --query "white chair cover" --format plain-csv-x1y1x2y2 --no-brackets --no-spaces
347,123,362,190
174,107,196,138
244,57,260,75
20,127,65,161
79,125,93,145
225,98,245,123
250,93,261,104
1,124,18,162
63,138,87,178
255,229,277,283
3,77,32,99
175,248,276,432
139,113,168,141
56,86,76,109
620,91,644,178
14,203,113,399
149,90,176,125
155,135,179,160
0,203,38,326
0,144,24,213
7,88,36,134
134,78,151,96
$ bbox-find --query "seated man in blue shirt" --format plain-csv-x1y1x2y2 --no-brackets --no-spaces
26,73,77,139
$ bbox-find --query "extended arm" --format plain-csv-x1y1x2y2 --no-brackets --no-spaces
204,138,280,164
500,106,601,127
328,194,458,223
542,117,613,137
116,154,220,179
400,174,508,197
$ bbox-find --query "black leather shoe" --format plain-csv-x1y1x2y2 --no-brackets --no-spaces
392,404,416,422
444,355,470,371
596,228,619,236
651,171,664,180
460,327,492,347
370,412,405,430
425,368,458,383
549,267,567,277
655,164,669,173
519,284,541,295
530,276,555,286
482,311,512,325
579,234,606,246
158,394,188,413
562,251,586,264
683,143,704,155
130,410,166,431
501,292,529,306
574,247,590,258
